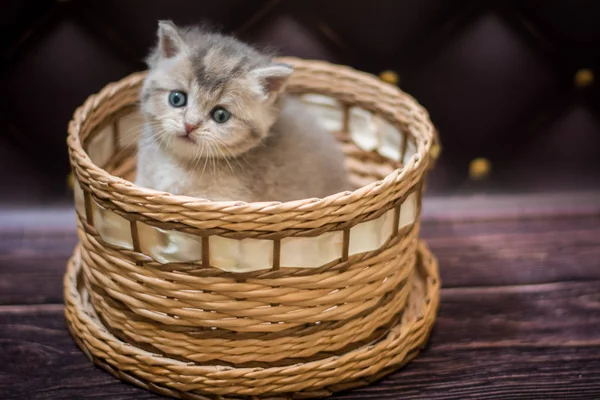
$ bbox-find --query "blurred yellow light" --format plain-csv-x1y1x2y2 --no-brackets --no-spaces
469,157,491,180
379,70,399,85
575,69,594,88
430,143,441,160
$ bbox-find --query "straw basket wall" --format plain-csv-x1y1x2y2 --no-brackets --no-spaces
65,57,440,399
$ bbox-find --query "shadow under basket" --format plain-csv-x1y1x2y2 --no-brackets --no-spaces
65,57,441,399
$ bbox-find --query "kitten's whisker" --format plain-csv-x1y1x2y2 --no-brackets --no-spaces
153,131,168,147
210,138,236,173
200,141,206,176
210,142,218,178
201,141,210,178
213,137,246,172
217,147,234,173
192,139,203,176
208,142,217,178
136,127,171,160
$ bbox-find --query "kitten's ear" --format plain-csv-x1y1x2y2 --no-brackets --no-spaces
250,63,293,98
157,20,186,59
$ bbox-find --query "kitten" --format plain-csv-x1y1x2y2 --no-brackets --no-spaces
135,21,350,202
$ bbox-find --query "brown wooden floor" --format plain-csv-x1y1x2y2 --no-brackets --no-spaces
1,194,600,399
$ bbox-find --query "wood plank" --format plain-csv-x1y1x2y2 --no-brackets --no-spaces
366,347,600,400
422,191,600,222
1,208,600,305
421,215,600,287
0,305,159,400
437,281,600,346
0,230,77,305
1,281,599,399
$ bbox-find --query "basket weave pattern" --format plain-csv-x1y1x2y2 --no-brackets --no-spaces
65,58,440,398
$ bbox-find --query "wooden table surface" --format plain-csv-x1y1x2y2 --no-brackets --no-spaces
1,194,600,399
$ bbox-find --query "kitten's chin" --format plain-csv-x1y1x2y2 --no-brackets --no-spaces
177,135,198,145
164,136,202,161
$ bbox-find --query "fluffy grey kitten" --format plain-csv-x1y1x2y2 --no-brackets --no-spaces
135,21,349,202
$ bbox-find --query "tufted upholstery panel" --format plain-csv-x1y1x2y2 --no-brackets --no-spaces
2,0,600,203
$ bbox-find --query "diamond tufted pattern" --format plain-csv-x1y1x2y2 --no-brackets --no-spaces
2,0,600,203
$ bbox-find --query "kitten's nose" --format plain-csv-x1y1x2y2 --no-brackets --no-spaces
184,123,198,134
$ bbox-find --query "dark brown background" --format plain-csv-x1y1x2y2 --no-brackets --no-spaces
2,0,600,205
2,2,600,399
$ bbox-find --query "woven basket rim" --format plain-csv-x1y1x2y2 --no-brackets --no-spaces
67,57,434,218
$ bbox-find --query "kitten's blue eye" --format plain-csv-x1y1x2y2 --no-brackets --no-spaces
168,91,187,108
211,107,231,124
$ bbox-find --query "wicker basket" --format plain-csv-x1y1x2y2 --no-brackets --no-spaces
64,57,440,399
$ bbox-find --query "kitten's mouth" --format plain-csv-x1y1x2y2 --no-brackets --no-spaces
177,135,196,143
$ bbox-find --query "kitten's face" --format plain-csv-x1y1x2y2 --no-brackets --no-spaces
141,22,292,162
